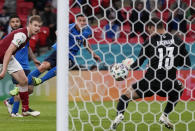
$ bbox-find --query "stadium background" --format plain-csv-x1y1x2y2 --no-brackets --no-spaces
0,0,194,131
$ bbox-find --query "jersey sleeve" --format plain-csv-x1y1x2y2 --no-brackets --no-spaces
130,39,150,70
11,32,27,47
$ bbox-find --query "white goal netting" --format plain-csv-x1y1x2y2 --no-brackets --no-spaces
68,0,195,131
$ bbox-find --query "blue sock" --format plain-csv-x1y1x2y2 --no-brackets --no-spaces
28,69,41,85
41,67,56,83
8,96,14,105
12,101,20,114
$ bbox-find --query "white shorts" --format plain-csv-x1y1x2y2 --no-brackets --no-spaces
0,56,23,74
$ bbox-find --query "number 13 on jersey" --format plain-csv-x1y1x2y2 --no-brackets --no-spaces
158,47,174,69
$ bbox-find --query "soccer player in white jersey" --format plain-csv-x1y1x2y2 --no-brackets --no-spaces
3,15,41,117
0,15,42,116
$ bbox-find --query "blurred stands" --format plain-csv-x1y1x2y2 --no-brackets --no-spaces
0,0,194,56
0,0,5,14
17,0,33,26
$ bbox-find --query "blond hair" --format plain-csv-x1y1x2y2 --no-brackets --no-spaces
29,15,42,24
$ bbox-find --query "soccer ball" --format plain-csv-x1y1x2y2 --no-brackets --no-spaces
110,63,129,81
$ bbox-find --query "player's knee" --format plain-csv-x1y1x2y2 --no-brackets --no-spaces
28,88,33,94
120,94,130,102
14,95,20,101
28,86,34,94
124,87,140,100
18,77,28,87
124,91,131,99
39,62,50,72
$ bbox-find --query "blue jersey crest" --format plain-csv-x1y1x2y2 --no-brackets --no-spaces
53,23,92,61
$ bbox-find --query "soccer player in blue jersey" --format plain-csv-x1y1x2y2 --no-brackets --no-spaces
3,15,41,117
27,14,101,86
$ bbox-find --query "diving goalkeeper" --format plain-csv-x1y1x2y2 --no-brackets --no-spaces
110,19,191,130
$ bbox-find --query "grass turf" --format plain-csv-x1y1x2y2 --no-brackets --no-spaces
0,96,56,131
0,96,195,131
69,101,195,131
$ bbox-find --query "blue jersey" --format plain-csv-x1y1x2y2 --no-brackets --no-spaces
15,42,30,70
69,23,92,61
104,24,119,39
52,23,92,61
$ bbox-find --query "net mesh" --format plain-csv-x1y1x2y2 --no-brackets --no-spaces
68,0,195,130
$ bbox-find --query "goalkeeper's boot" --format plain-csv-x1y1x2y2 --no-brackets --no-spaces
110,113,124,130
159,113,173,129
9,87,19,96
32,77,42,86
22,108,40,117
11,113,23,118
4,99,12,114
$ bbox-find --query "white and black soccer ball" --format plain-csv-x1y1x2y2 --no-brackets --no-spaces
110,63,129,81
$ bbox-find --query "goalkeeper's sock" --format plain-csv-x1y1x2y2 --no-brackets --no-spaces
41,67,56,83
12,101,20,114
28,69,41,85
164,97,179,117
117,95,130,115
8,96,14,105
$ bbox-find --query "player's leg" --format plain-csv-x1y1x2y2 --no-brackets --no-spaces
27,61,51,85
159,80,184,129
5,57,28,115
33,66,56,86
12,71,40,116
116,87,140,115
10,95,23,117
40,66,56,82
110,87,140,130
4,97,14,114
110,79,153,130
10,70,33,117
8,58,39,116
10,77,22,117
4,74,20,114
11,70,29,111
28,50,56,85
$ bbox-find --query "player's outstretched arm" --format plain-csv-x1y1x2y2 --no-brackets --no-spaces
130,40,150,70
0,44,17,79
28,46,41,67
83,40,101,62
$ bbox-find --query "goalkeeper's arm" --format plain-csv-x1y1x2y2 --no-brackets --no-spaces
124,40,150,70
130,48,147,70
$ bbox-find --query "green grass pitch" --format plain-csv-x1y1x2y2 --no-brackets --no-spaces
0,96,195,131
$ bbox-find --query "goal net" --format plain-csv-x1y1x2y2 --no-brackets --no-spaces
68,0,195,130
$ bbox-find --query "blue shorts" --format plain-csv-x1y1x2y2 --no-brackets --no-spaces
44,50,56,69
12,69,31,84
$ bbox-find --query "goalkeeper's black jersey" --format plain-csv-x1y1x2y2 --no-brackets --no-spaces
131,33,191,80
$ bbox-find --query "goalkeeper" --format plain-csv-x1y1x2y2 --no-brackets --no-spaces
110,19,191,130
27,14,101,86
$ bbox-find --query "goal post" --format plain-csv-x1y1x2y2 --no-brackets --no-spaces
57,0,69,131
